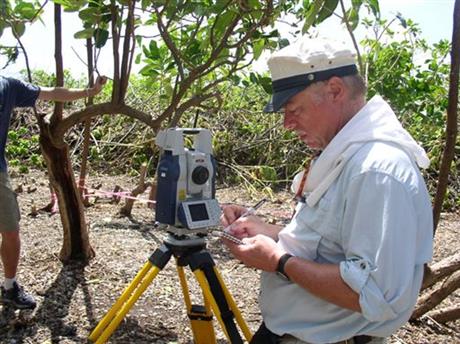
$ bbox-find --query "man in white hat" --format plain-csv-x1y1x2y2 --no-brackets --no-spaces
221,36,433,344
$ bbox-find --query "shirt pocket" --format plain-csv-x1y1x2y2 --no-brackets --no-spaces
295,195,335,231
292,195,342,260
279,203,323,260
305,193,342,243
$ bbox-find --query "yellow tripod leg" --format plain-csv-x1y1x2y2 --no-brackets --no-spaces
192,269,232,341
177,265,216,344
91,264,161,344
89,261,152,341
213,267,252,342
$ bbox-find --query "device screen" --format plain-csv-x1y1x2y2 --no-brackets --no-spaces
188,203,209,221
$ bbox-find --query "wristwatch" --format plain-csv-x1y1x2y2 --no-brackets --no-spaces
276,253,293,281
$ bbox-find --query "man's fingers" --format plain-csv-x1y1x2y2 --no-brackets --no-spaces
97,76,108,85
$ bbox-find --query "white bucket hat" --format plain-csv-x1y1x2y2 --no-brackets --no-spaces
264,36,358,112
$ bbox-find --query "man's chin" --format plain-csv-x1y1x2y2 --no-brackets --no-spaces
300,137,322,150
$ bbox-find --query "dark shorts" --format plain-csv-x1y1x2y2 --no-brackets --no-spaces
250,323,385,344
0,172,21,232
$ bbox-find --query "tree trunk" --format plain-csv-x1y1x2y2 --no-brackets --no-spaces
119,163,150,216
79,38,95,205
39,127,95,262
432,0,459,230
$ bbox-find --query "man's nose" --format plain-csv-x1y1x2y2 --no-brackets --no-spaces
283,113,295,130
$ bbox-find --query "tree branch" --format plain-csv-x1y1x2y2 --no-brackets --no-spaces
426,306,460,324
119,0,135,102
154,6,185,80
52,103,160,142
422,253,460,290
110,0,121,103
339,0,364,76
412,270,460,320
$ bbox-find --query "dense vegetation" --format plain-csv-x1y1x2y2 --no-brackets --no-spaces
7,19,459,211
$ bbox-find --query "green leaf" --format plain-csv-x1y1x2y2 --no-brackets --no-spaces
303,0,325,33
213,0,228,13
316,0,339,23
214,11,236,38
139,65,159,76
93,28,109,48
54,0,86,12
258,76,272,94
74,28,94,39
14,3,37,20
53,0,73,7
278,38,290,49
351,0,363,9
344,8,359,31
396,13,407,28
252,39,264,60
259,165,277,181
248,0,261,10
142,45,150,58
78,7,97,22
365,0,380,17
148,40,160,59
12,21,25,37
141,0,152,10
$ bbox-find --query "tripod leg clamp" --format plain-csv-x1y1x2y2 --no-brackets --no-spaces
149,244,172,269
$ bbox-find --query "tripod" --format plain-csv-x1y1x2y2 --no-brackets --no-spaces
89,234,253,344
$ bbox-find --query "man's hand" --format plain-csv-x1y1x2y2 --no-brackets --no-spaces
88,75,108,97
227,214,271,239
220,204,247,227
221,203,282,240
224,234,285,272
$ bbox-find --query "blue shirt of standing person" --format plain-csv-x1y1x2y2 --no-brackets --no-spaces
0,75,106,309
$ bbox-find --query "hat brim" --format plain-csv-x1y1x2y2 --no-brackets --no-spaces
263,85,308,113
264,64,359,113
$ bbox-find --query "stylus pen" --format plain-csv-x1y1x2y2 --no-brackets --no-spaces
213,198,267,244
225,198,267,230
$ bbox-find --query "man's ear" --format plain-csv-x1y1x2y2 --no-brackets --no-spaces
326,76,346,102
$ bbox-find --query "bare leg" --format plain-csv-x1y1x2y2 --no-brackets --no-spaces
1,230,20,279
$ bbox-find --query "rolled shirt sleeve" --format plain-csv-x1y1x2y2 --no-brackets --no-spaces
339,170,426,322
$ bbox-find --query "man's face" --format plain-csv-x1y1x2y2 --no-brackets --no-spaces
283,83,338,150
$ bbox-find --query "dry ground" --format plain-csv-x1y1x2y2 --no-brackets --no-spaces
0,170,458,344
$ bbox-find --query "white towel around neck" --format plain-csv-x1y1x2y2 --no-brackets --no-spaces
292,95,430,207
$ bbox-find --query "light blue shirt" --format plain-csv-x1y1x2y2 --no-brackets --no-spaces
259,141,433,343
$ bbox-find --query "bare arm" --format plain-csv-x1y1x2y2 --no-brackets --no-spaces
38,75,107,102
224,235,361,313
284,256,361,312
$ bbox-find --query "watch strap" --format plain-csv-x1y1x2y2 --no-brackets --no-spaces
276,253,293,280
